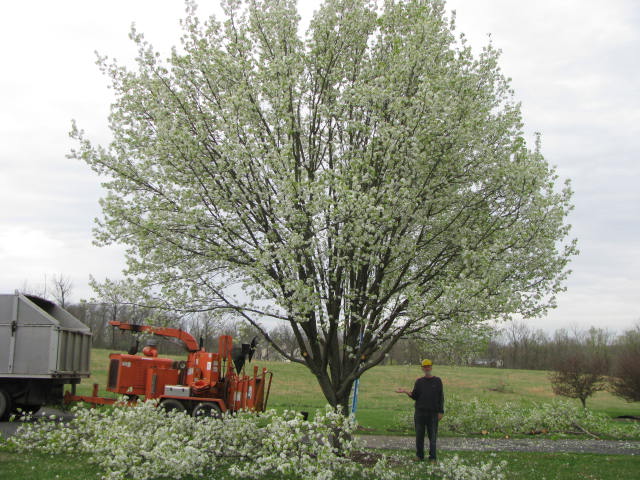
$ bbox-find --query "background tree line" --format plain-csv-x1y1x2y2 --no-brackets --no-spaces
388,320,637,374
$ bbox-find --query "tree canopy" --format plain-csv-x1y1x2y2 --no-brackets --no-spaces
72,0,576,410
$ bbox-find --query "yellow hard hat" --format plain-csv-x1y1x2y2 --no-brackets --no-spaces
421,359,433,367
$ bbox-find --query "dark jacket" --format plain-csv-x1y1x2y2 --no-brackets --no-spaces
410,376,444,413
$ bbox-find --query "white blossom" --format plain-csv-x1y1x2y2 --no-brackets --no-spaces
6,402,396,480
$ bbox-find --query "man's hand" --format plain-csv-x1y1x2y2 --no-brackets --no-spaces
438,413,444,420
395,388,409,394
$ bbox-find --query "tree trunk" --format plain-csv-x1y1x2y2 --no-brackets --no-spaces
336,390,352,416
331,389,355,454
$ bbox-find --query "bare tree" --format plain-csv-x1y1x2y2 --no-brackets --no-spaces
549,349,607,408
387,338,422,365
50,274,74,308
500,321,543,369
19,278,47,298
268,324,301,360
610,324,640,403
186,311,227,351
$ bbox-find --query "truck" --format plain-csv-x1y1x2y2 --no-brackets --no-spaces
66,320,272,416
0,292,91,419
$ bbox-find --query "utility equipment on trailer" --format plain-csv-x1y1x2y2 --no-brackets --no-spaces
0,292,91,419
66,321,272,416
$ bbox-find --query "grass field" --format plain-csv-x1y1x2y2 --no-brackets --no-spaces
73,348,639,433
2,448,639,480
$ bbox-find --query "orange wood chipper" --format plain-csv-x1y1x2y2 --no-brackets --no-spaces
65,321,272,417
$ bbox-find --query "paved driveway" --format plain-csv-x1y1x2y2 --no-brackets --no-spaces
0,407,74,439
360,434,640,455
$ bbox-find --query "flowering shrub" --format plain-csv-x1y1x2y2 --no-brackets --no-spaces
8,401,395,480
395,395,640,439
427,455,507,480
3,400,516,480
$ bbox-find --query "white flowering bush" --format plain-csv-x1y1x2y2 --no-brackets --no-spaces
424,455,507,480
7,401,395,480
395,394,640,439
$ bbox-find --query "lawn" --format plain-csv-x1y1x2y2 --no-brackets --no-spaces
2,447,639,480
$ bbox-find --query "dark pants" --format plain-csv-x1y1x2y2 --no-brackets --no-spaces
414,410,439,460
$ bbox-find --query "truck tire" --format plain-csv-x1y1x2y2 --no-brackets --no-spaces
159,399,186,414
0,389,12,420
192,402,222,419
14,404,42,416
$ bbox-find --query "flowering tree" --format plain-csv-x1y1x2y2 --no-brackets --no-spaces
72,0,576,411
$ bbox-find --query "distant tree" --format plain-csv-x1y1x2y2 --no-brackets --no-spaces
50,274,74,308
185,311,228,351
268,324,300,360
416,321,495,366
549,349,607,408
18,274,74,308
72,0,576,411
19,278,47,298
499,320,549,369
387,338,423,365
610,325,640,403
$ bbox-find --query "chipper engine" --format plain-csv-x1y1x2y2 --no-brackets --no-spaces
65,321,272,417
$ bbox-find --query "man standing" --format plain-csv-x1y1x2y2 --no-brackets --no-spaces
396,359,444,462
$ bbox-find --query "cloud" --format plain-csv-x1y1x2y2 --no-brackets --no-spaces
446,0,640,333
0,226,64,260
0,0,638,334
0,225,127,302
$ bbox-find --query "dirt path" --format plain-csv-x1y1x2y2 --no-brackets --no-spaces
358,434,640,455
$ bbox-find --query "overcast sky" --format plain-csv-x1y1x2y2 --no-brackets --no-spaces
0,0,638,335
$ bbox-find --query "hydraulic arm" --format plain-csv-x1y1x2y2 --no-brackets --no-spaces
109,320,200,352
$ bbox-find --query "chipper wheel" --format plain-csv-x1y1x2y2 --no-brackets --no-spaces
192,402,222,419
0,389,12,420
159,398,186,414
